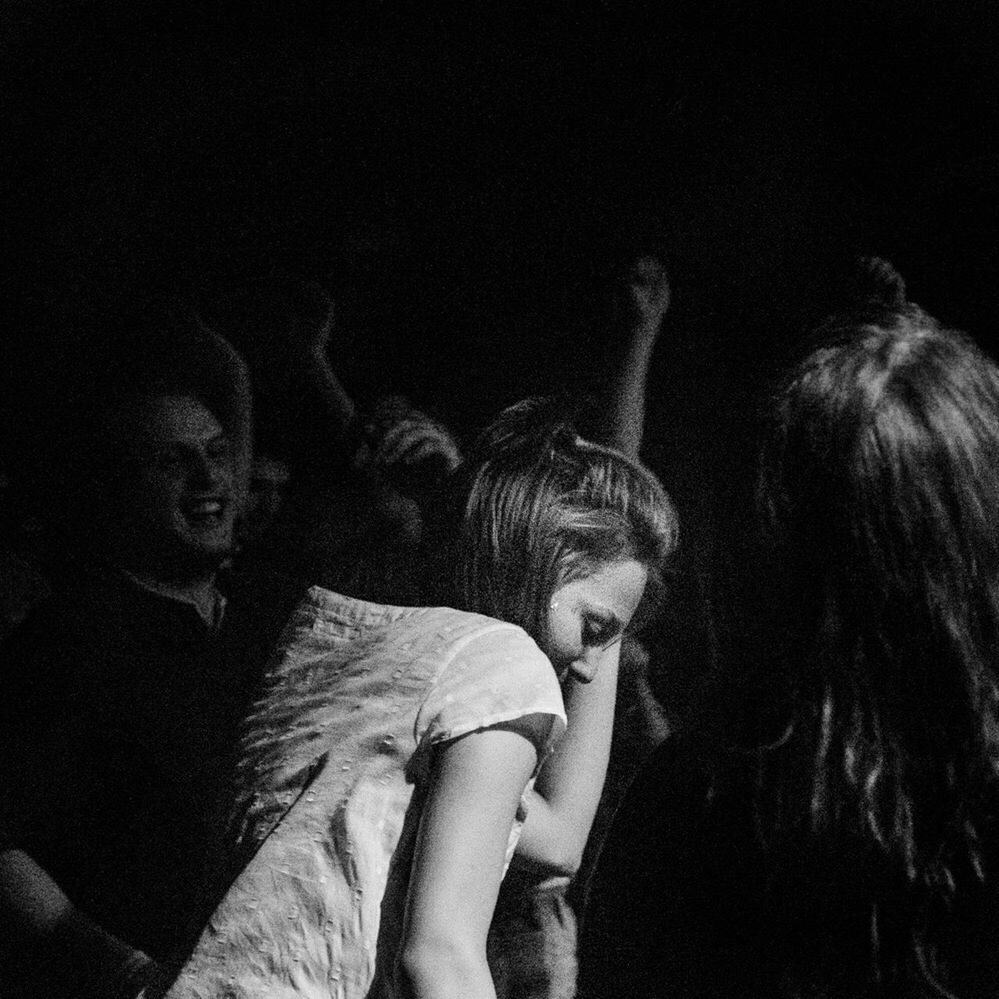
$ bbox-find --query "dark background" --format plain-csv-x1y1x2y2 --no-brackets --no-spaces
2,0,998,521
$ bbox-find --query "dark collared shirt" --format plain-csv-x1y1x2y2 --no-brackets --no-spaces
0,557,305,967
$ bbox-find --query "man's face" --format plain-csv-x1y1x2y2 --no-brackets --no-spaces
111,393,237,575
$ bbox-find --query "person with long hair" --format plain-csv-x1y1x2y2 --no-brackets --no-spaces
582,263,999,998
162,397,677,999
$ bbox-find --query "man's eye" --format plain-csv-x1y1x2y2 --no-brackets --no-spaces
207,439,231,462
155,450,184,472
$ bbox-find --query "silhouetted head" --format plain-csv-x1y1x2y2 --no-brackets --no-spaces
760,281,999,735
755,263,999,992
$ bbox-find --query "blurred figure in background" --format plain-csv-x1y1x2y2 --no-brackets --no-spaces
582,260,999,998
201,275,462,603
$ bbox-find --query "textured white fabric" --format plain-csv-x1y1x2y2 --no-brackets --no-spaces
166,587,566,999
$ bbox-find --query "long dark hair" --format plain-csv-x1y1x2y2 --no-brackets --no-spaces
754,279,999,995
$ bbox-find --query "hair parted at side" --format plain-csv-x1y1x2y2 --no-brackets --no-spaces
428,397,678,649
754,264,999,993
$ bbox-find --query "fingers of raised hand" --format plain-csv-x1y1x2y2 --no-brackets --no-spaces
625,255,671,318
373,416,462,471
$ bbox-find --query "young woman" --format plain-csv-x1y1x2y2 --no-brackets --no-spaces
583,265,999,999
163,397,677,999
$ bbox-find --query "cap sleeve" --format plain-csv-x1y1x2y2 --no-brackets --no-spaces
408,621,566,785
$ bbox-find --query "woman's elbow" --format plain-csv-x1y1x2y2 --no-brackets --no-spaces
537,845,584,880
518,830,588,879
397,934,485,995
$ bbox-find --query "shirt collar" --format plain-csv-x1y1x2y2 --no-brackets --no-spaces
119,569,227,629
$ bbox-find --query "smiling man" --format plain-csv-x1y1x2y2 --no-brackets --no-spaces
0,318,304,999
101,389,239,625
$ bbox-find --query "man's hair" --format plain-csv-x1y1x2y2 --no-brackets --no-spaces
426,397,679,649
22,306,238,537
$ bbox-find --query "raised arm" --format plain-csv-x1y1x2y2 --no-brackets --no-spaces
397,722,545,999
274,298,458,513
277,287,363,467
590,254,671,458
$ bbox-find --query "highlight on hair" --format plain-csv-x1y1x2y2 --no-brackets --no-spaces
754,289,999,995
428,397,678,650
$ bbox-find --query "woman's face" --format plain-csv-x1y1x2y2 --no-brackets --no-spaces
544,559,648,685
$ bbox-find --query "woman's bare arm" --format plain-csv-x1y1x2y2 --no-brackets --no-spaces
397,722,543,999
511,644,622,876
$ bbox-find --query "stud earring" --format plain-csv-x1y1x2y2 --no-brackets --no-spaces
549,599,559,611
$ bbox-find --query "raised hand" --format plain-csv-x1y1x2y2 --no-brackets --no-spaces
358,395,462,503
613,254,671,333
591,253,673,457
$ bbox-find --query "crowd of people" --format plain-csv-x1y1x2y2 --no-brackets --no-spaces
2,248,999,999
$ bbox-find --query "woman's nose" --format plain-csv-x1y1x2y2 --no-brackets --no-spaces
567,641,622,685
568,651,600,684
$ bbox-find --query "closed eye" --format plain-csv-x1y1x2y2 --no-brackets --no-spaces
582,614,622,650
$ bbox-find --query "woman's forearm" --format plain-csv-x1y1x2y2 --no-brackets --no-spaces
599,330,658,457
514,651,621,874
